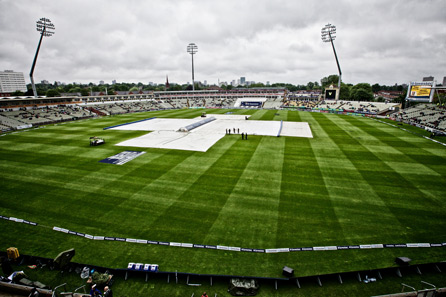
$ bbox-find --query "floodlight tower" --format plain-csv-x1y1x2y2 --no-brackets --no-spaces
30,17,55,98
321,23,341,89
187,43,198,91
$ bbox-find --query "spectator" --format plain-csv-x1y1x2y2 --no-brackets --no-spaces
87,271,113,286
104,286,113,297
90,284,102,297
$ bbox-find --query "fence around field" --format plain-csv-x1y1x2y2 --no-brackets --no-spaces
2,214,446,255
1,251,445,296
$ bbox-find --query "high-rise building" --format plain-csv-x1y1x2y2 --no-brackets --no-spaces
0,70,27,93
240,77,246,85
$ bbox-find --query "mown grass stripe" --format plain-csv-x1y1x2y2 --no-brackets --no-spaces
277,135,345,247
349,119,446,190
351,116,446,157
258,109,279,121
283,110,301,122
247,109,269,120
204,136,285,248
147,135,263,243
320,112,442,241
302,112,404,244
104,137,240,239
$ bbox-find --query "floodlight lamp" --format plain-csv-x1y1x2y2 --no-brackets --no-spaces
321,23,336,42
187,43,198,55
36,17,55,37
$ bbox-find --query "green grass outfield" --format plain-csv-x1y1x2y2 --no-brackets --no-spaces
1,109,445,280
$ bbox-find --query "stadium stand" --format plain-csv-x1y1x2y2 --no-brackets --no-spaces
0,104,95,131
189,98,205,108
314,100,397,114
0,89,416,133
85,100,165,115
0,114,28,129
0,123,9,131
397,103,446,131
282,99,319,108
263,100,283,109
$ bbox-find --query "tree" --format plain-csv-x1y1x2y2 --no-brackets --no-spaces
169,84,182,91
350,83,374,101
353,88,374,101
46,89,60,97
68,87,81,93
80,88,89,96
114,84,129,91
394,93,406,104
25,87,34,96
11,90,25,96
372,83,381,93
321,75,339,88
339,83,350,100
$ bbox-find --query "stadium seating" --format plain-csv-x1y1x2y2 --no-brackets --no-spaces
0,105,96,130
283,100,318,108
263,101,282,109
0,114,27,128
397,104,446,130
313,100,396,114
2,93,442,133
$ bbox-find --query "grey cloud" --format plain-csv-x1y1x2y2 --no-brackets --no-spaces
0,0,444,86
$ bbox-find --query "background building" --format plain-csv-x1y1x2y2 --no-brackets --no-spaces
0,70,27,94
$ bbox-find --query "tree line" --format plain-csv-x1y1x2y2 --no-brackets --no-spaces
10,75,408,103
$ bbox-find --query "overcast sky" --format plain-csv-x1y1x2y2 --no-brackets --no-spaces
1,0,445,86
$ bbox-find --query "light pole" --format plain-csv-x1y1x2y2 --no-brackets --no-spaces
30,17,55,98
321,23,341,90
187,43,198,91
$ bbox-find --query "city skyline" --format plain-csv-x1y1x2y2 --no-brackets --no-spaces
0,0,445,86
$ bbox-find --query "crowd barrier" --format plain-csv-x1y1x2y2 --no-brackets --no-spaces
1,215,445,254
